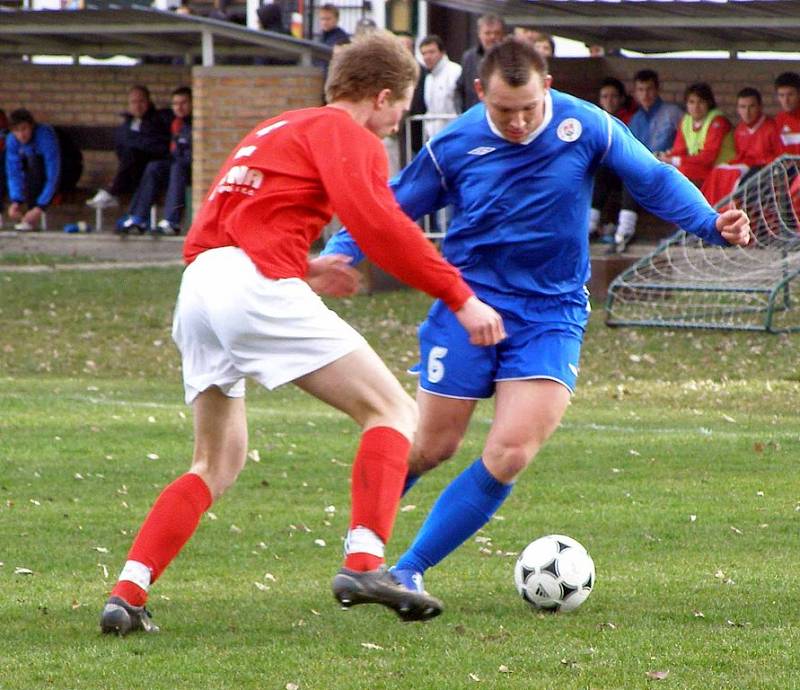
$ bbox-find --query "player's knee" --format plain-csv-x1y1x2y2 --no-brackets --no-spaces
380,393,418,441
483,443,536,482
409,436,460,474
190,455,246,499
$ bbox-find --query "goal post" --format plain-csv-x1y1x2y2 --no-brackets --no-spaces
605,155,800,333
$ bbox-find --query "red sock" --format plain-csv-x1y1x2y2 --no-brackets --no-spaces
111,473,212,605
345,426,410,571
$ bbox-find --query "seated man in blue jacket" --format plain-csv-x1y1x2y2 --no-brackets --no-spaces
5,108,60,231
117,86,193,235
87,85,171,210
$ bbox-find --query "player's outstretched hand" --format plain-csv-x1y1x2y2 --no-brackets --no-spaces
306,254,362,297
716,208,751,246
455,296,507,346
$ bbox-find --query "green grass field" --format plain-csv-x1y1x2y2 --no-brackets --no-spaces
1,266,799,689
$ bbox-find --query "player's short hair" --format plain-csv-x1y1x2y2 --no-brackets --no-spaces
479,36,547,89
325,30,419,104
319,3,339,18
633,69,659,88
737,87,762,105
684,82,716,109
9,108,35,128
774,71,800,91
420,34,445,52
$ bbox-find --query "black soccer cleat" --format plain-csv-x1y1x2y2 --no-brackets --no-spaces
100,596,159,636
332,566,443,622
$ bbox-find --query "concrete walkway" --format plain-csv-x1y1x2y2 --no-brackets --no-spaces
0,230,184,272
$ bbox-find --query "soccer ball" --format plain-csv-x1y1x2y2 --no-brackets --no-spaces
514,534,595,613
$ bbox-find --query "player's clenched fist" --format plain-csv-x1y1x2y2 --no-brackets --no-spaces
716,208,751,246
454,296,507,346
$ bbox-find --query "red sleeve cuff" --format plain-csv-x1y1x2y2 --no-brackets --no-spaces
439,280,474,312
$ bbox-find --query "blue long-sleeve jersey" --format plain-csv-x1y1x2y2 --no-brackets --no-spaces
5,123,61,208
324,89,724,305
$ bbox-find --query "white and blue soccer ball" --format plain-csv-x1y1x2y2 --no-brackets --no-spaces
514,534,595,613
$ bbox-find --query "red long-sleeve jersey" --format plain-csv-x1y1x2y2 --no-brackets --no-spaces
731,116,783,166
184,107,472,312
775,108,800,155
671,114,733,185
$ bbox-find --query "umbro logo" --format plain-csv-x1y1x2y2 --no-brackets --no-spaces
467,146,496,156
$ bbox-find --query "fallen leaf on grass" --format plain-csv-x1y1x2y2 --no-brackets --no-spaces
730,525,743,535
93,546,109,553
469,673,481,682
693,610,705,618
14,567,34,575
361,642,383,650
314,539,326,547
146,453,159,460
646,670,669,681
400,504,416,512
248,449,261,463
253,582,270,592
498,665,511,674
286,683,299,690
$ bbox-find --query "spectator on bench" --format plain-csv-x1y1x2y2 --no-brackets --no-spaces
117,86,192,236
774,71,800,155
610,69,683,253
658,82,734,188
87,85,171,211
5,108,61,231
589,77,637,243
701,87,783,206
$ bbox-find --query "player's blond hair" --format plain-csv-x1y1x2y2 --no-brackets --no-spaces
325,30,419,104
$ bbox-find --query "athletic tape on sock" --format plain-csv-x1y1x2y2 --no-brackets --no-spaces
344,525,385,558
118,560,152,591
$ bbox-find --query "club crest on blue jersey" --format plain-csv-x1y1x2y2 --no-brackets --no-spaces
557,118,582,143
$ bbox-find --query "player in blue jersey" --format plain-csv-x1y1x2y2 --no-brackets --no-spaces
323,38,751,605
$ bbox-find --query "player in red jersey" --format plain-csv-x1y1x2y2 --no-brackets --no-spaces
99,31,505,636
774,72,800,155
702,87,783,206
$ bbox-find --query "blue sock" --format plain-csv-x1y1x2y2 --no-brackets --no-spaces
402,473,420,496
395,458,513,574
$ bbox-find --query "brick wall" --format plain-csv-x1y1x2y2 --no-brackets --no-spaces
0,63,190,189
0,62,323,210
191,66,324,216
551,56,800,119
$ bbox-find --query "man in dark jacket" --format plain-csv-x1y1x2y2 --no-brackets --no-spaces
87,85,171,210
317,4,349,48
455,14,505,112
116,86,192,235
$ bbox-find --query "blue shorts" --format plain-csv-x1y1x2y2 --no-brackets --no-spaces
417,295,589,400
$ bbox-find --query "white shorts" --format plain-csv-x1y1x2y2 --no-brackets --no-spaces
172,247,367,404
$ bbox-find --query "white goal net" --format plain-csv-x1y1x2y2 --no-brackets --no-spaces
605,155,800,332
